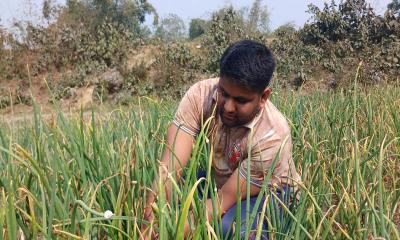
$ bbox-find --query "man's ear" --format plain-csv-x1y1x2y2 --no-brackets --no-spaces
259,87,271,108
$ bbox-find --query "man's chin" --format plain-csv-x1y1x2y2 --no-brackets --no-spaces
221,117,238,127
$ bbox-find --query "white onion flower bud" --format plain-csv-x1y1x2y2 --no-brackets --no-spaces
104,210,114,219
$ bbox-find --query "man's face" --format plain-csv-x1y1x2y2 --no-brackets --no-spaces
217,76,271,127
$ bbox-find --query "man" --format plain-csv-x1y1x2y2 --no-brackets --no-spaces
143,40,301,238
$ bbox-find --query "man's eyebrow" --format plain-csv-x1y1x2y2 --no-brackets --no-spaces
218,84,228,94
234,96,251,102
219,84,252,102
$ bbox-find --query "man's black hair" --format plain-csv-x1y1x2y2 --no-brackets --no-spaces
219,39,276,93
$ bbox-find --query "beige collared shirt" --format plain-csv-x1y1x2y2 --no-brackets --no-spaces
173,78,301,189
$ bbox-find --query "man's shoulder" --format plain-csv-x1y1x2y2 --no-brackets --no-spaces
178,78,218,115
183,77,218,104
174,78,219,136
188,77,219,91
253,100,291,142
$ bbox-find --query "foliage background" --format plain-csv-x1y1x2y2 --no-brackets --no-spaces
0,1,399,239
0,0,399,107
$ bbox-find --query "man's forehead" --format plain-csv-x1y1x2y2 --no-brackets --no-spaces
218,77,258,98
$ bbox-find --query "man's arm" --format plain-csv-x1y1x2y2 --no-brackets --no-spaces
204,134,289,224
181,169,261,237
205,134,293,222
204,169,261,221
143,123,195,227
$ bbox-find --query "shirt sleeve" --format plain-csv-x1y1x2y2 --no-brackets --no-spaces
239,131,292,188
172,83,204,137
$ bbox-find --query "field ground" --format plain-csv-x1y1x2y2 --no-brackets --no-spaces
0,83,399,239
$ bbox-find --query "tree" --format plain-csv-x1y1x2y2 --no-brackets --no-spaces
247,0,270,34
202,7,246,71
273,22,296,37
0,20,4,51
155,14,186,41
233,0,270,35
300,0,378,46
64,0,157,34
189,18,208,39
42,0,60,23
388,0,400,16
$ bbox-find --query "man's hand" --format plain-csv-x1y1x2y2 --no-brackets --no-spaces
210,169,262,220
181,169,260,237
141,123,195,237
140,192,155,239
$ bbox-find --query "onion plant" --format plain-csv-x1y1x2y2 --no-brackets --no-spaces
0,82,399,239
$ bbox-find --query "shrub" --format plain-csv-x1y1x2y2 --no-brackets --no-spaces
155,14,186,42
0,87,10,109
189,18,208,39
202,7,249,72
76,20,135,73
271,0,400,88
152,42,201,96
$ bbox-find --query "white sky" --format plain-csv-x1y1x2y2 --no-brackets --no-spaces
0,0,392,30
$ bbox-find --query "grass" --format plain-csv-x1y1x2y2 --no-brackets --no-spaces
0,83,399,239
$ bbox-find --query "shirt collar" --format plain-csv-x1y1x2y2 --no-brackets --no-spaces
242,107,264,129
212,87,218,102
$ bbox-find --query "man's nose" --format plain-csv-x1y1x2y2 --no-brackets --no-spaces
224,98,235,113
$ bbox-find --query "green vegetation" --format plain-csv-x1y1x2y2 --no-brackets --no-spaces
0,81,399,239
189,18,208,40
0,1,399,237
272,0,400,88
1,0,400,109
155,14,186,42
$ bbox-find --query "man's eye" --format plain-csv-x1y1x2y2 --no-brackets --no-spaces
219,90,228,97
236,99,248,104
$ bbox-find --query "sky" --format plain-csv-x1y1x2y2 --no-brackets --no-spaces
0,0,393,30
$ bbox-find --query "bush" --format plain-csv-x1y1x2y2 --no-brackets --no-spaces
189,18,208,39
155,14,186,42
76,20,135,73
152,42,201,96
64,0,157,34
271,0,400,88
0,0,155,97
0,87,10,109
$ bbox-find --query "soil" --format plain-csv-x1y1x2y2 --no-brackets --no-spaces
0,78,96,124
0,45,159,123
